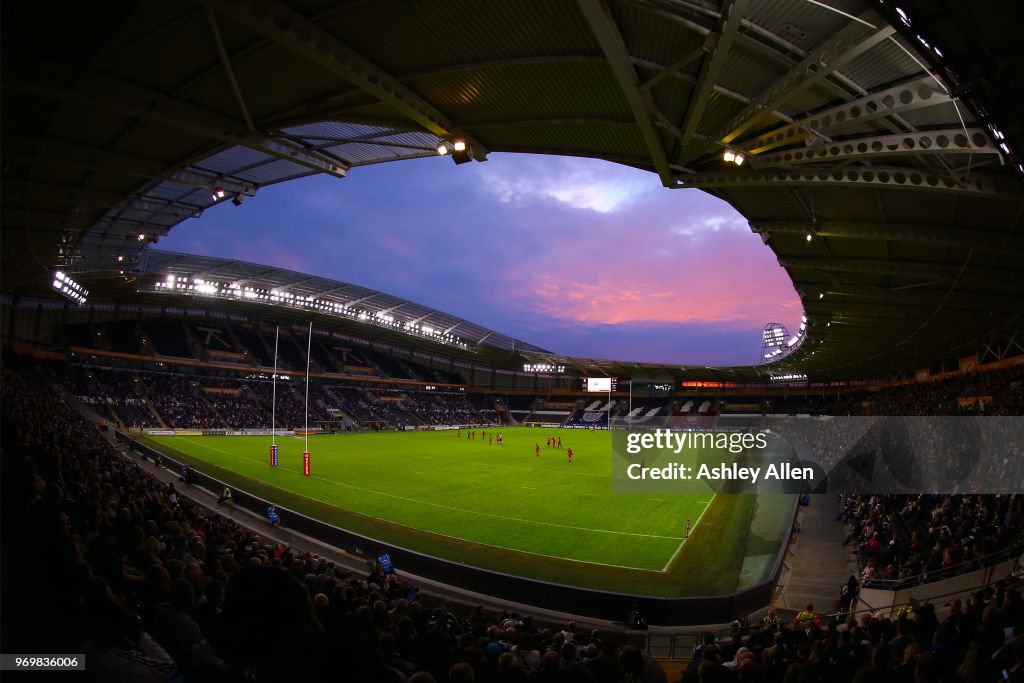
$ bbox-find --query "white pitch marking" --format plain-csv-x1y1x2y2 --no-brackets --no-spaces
661,496,715,572
172,437,681,542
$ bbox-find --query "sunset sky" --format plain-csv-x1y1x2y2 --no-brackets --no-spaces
161,153,802,365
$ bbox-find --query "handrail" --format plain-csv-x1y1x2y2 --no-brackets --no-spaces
861,542,1024,590
697,572,1024,643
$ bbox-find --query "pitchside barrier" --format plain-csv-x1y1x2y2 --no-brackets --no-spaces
144,429,297,437
117,431,796,626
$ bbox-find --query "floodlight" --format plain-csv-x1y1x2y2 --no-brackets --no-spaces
231,194,243,206
436,143,449,155
51,270,88,305
137,233,147,241
451,139,472,165
806,233,813,242
212,187,226,200
818,292,824,299
723,150,744,166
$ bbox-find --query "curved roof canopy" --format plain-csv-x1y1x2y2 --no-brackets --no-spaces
142,249,551,357
3,0,1023,379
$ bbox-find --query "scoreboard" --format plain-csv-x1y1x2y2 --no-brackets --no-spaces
582,377,617,392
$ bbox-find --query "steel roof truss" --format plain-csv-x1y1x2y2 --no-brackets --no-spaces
751,220,1023,254
678,0,748,146
577,0,674,185
197,0,487,158
717,11,895,145
751,128,996,168
744,76,952,155
680,168,1021,198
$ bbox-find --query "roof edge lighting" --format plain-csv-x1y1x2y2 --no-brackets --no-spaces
143,273,472,351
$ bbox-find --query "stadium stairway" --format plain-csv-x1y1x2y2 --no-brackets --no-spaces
143,395,168,428
770,495,858,614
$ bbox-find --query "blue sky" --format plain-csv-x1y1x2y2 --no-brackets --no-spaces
160,153,801,365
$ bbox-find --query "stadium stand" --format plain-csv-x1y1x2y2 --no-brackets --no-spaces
507,396,541,424
145,320,196,359
2,362,678,682
232,327,273,366
567,400,616,427
5,0,1024,678
841,493,1023,589
620,399,671,424
842,367,1024,417
5,357,1024,683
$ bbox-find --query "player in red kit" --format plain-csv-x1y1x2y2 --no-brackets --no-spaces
536,443,540,457
567,448,573,464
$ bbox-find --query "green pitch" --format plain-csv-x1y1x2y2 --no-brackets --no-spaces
143,427,768,596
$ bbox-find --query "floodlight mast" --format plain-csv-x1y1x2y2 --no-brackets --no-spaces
760,322,791,363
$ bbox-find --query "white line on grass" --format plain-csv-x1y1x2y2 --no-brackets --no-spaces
461,453,608,479
175,437,681,541
660,495,715,572
172,438,664,572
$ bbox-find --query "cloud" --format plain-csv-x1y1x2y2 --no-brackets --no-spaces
673,213,746,237
159,154,803,365
476,155,656,214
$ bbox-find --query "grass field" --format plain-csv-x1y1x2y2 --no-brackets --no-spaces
143,427,774,596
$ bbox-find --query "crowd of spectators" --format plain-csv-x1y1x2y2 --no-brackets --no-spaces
50,363,507,432
201,393,267,430
403,393,499,426
143,373,223,430
246,380,333,430
2,363,671,682
839,365,1024,416
683,591,1024,683
5,350,1024,682
65,366,157,429
839,494,1024,588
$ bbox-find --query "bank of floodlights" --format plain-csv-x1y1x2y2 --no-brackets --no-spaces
770,373,808,383
52,271,88,305
437,139,473,165
722,150,745,166
523,363,565,373
147,274,470,350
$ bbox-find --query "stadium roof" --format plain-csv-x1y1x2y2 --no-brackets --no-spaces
141,249,551,358
3,0,1023,380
